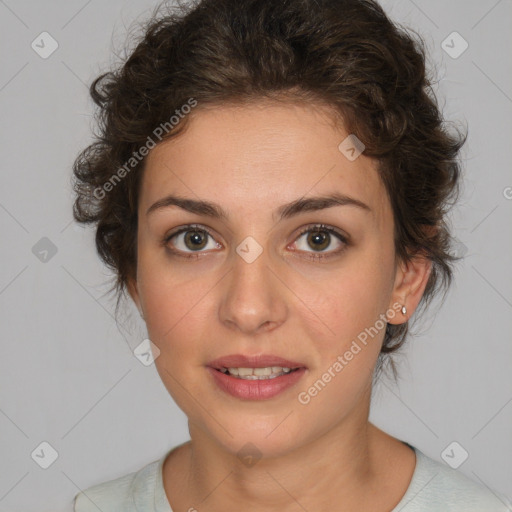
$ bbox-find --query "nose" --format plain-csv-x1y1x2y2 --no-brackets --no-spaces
218,245,288,335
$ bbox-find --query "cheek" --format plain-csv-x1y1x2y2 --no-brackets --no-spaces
291,272,387,426
134,240,229,423
292,254,392,352
141,278,206,345
138,267,215,414
137,244,197,325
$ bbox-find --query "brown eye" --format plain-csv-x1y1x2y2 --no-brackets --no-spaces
292,224,348,260
182,230,209,251
305,229,331,251
164,225,221,257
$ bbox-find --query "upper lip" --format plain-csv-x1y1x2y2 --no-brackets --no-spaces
207,354,307,370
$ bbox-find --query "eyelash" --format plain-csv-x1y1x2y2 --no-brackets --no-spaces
162,223,349,261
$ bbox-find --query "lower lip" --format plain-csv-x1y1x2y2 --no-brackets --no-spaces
207,367,307,400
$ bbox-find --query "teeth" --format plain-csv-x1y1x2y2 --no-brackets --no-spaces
220,366,295,379
253,367,271,376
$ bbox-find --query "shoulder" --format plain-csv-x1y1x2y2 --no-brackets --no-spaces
396,445,512,511
73,456,163,512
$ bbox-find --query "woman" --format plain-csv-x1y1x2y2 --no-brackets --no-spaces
71,0,512,510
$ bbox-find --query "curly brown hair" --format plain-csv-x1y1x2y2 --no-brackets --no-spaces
72,0,466,379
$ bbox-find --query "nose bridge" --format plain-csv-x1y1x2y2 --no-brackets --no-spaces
219,236,286,333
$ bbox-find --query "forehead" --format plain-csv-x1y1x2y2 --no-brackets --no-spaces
140,101,390,225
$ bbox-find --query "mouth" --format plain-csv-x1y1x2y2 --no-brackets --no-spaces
207,353,307,371
215,366,301,380
206,354,307,400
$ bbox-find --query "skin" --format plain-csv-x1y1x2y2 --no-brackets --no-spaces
128,99,432,512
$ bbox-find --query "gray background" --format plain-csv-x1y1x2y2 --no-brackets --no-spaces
0,0,511,510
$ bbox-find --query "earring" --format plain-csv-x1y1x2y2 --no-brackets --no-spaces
401,305,407,315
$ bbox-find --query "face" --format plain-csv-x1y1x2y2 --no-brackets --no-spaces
129,100,430,458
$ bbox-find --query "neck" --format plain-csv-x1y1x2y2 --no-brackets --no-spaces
183,412,384,511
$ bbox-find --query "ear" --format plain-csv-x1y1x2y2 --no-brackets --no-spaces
387,252,432,325
127,277,144,319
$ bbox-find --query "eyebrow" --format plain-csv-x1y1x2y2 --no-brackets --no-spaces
146,192,372,220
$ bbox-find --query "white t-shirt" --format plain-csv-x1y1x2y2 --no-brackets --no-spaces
74,443,512,511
